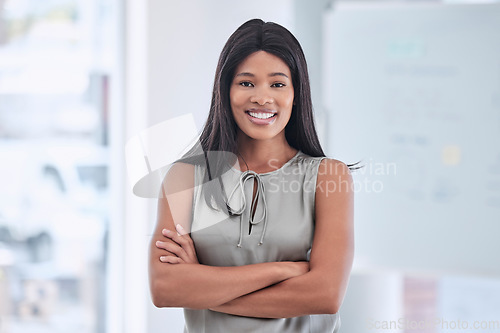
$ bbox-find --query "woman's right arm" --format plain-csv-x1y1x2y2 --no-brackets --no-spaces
148,162,307,309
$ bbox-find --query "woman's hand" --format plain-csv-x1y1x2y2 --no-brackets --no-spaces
155,224,199,264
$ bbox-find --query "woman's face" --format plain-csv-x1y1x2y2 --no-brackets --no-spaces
230,50,294,142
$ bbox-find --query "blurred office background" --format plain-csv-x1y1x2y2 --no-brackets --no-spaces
0,0,499,332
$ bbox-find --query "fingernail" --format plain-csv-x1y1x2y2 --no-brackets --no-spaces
176,224,184,232
156,241,161,246
160,256,166,262
163,229,171,235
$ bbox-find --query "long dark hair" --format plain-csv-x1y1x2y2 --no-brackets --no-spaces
177,19,360,210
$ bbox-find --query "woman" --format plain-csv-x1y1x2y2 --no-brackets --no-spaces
149,18,357,332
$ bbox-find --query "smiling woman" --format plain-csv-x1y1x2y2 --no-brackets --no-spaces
149,18,358,333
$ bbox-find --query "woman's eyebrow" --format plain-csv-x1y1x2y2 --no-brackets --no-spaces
269,72,289,78
235,72,289,79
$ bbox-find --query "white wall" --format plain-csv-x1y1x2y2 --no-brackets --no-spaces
122,1,150,333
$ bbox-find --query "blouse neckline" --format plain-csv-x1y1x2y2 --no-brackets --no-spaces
229,150,302,176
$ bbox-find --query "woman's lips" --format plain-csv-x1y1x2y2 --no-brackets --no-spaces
245,109,277,125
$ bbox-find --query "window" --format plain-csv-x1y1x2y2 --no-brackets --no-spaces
0,0,117,332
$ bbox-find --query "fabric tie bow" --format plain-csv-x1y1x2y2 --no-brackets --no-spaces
225,170,268,247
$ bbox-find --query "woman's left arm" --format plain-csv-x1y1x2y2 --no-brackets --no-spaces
209,159,354,318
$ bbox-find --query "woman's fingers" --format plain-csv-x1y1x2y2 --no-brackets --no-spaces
156,240,188,260
162,227,192,246
161,226,199,264
175,223,187,236
160,255,183,264
162,228,197,256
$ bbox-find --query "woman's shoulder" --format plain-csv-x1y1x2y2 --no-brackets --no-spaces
294,151,344,166
293,151,351,177
162,161,196,192
291,150,322,164
167,161,196,177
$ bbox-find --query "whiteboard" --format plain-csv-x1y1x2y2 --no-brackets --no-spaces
323,2,500,275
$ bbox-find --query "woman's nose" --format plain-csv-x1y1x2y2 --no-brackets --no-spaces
250,88,274,105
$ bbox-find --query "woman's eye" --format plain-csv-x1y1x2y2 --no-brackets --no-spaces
238,82,285,88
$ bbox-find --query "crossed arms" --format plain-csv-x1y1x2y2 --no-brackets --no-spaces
148,159,354,318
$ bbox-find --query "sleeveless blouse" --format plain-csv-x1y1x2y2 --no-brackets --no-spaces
183,150,340,333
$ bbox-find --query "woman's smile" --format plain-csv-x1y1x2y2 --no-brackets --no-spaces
245,108,278,125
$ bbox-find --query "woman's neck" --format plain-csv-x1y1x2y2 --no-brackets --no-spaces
235,132,298,173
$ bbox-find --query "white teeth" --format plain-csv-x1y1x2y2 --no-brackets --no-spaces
248,112,276,119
